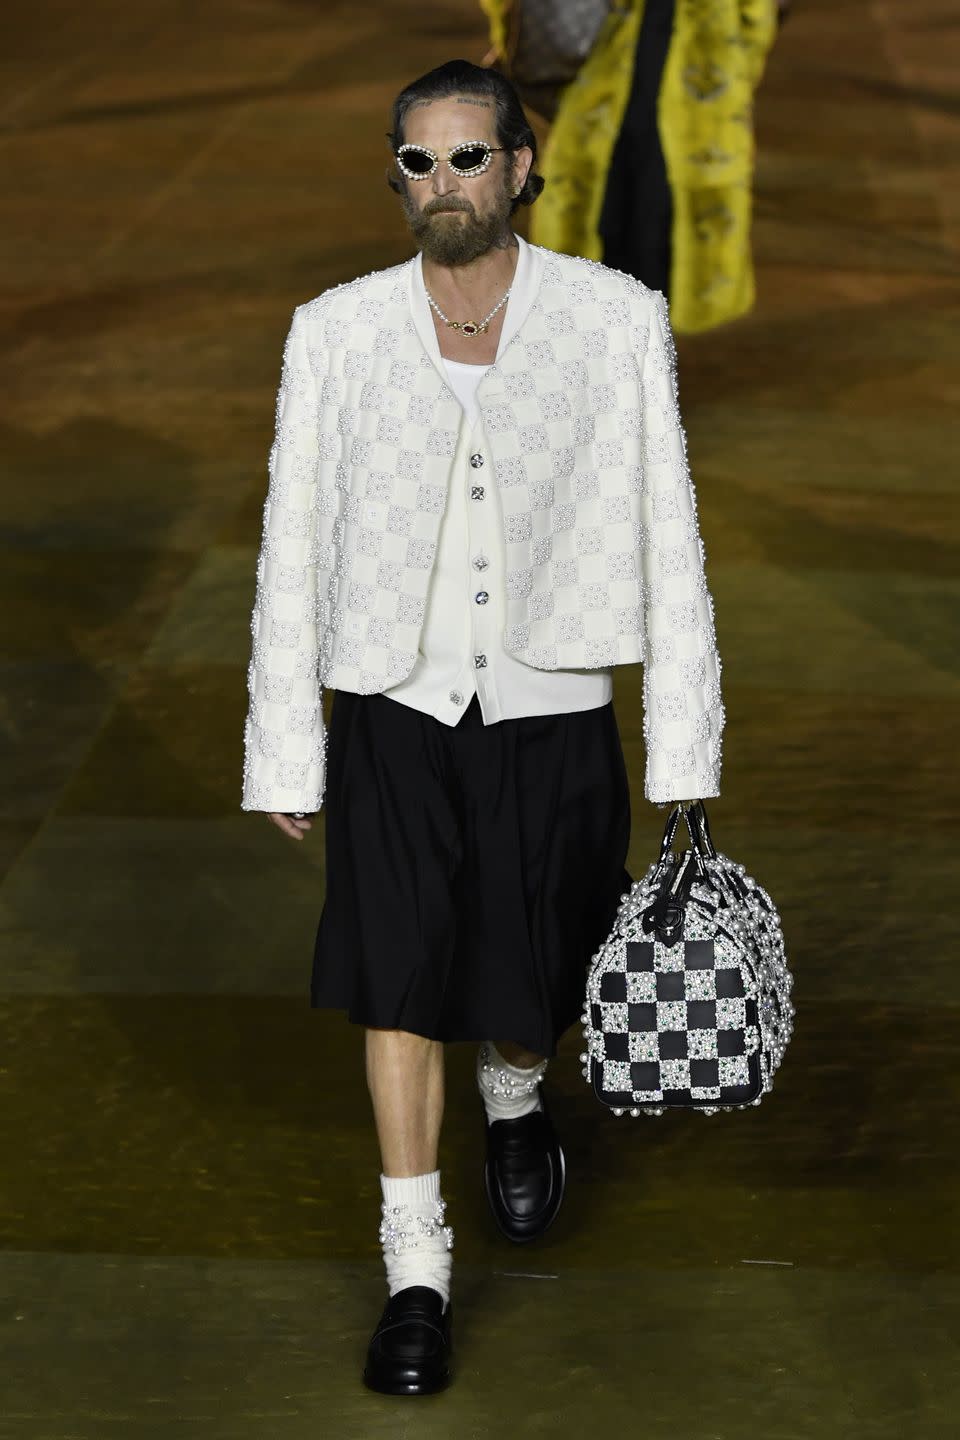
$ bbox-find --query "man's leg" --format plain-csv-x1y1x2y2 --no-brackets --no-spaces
496,1040,547,1069
362,1027,454,1397
365,1028,453,1305
366,1027,445,1175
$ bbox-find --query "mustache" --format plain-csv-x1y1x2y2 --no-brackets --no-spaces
422,198,475,217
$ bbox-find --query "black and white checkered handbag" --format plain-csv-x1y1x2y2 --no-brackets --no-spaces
581,802,794,1117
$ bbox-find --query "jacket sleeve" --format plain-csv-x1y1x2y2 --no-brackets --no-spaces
639,290,725,803
241,304,327,814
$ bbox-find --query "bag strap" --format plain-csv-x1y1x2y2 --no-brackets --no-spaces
643,802,716,945
686,800,717,860
642,849,697,945
657,800,716,869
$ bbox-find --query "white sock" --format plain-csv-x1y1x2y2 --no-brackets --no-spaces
476,1041,548,1123
378,1170,453,1310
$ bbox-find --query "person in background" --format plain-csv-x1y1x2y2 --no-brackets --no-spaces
481,0,790,333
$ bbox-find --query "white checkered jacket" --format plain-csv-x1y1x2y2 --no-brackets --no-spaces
241,245,725,814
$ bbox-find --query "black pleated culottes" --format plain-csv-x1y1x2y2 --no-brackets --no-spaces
311,689,634,1058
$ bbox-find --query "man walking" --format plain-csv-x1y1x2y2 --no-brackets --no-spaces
241,59,723,1394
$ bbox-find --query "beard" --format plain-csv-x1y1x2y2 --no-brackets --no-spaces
402,172,514,266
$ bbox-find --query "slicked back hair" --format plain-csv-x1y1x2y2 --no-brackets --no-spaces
386,59,545,213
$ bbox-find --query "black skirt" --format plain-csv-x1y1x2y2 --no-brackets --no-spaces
311,689,633,1057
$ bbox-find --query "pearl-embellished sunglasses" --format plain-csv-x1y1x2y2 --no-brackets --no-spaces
394,140,508,180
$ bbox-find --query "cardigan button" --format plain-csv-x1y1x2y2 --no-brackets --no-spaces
472,554,489,570
470,485,485,500
449,690,464,706
474,654,487,668
469,452,484,469
474,591,489,605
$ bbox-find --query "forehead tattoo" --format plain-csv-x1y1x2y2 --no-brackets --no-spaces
405,96,494,113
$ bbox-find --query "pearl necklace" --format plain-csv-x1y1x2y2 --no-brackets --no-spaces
424,283,511,338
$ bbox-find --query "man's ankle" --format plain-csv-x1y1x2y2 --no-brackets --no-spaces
379,1171,454,1309
477,1041,548,1122
494,1039,547,1069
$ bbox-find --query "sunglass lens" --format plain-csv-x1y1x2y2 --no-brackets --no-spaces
450,144,490,174
400,148,434,176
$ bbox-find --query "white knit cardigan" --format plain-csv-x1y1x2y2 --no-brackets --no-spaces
241,245,725,814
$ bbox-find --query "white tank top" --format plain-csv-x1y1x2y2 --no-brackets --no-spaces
441,357,490,427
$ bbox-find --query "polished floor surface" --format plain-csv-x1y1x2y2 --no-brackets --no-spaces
1,2,958,1436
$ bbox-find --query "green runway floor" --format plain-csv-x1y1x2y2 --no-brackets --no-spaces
1,1,958,1435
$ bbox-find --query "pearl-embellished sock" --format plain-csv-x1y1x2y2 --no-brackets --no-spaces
378,1169,454,1310
476,1041,548,1123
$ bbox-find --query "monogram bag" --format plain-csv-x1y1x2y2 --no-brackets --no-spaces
498,0,610,120
581,802,794,1117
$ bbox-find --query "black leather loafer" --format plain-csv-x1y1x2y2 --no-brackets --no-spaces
483,1087,566,1243
362,1285,452,1396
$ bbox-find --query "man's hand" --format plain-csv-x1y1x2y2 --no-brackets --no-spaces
267,812,315,841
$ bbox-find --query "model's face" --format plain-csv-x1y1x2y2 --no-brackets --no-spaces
396,95,532,266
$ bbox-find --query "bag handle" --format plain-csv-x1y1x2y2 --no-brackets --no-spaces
642,801,717,945
657,800,717,869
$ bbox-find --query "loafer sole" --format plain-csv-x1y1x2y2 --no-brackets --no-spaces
362,1367,451,1396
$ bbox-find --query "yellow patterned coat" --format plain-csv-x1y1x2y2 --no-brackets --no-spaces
481,0,777,333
